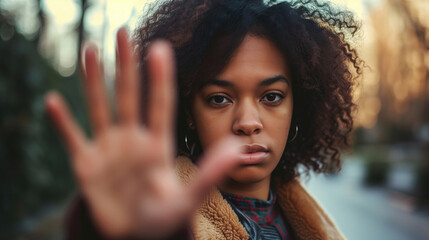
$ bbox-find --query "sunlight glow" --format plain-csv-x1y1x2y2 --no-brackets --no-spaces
42,0,80,26
1,0,40,38
330,0,363,17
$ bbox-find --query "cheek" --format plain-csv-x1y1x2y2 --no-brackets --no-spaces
192,102,232,149
264,105,293,152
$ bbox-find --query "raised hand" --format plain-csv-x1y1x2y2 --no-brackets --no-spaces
45,28,242,239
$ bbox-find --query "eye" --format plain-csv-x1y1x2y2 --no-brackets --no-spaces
261,92,284,105
207,94,232,107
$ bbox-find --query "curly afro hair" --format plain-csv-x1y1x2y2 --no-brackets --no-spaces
134,0,362,182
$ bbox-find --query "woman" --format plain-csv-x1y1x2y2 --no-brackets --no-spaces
45,0,361,239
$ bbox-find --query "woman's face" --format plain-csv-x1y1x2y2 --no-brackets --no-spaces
192,34,293,184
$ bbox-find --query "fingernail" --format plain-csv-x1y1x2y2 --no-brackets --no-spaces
117,26,130,43
118,26,129,35
44,91,60,107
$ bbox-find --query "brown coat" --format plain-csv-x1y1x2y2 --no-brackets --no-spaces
175,156,346,240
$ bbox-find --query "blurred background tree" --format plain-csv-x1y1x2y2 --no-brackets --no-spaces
354,0,429,202
375,0,428,136
0,0,89,238
355,0,429,140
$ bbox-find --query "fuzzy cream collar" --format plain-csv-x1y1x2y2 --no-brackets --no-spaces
175,156,346,240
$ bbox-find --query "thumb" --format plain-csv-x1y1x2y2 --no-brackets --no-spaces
187,137,243,203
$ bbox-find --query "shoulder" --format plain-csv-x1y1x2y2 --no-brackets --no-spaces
274,178,346,240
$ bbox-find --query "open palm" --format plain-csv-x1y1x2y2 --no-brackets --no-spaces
45,28,242,239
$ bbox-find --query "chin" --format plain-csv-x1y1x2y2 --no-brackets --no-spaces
228,165,272,184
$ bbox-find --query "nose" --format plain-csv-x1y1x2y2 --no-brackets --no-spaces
232,101,263,136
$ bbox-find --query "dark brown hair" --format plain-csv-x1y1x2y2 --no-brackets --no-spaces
134,0,362,182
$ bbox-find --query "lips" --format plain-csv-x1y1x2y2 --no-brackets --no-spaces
244,144,269,153
239,144,269,165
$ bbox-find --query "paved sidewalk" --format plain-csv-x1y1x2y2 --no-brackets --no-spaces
304,160,429,240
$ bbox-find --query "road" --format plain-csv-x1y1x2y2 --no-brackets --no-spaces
304,160,429,240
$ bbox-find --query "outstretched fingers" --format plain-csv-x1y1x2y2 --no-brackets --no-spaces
116,27,140,126
45,92,86,155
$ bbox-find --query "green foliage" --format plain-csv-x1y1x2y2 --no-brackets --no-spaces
0,18,89,238
352,123,416,149
415,157,429,202
352,126,367,147
380,123,415,144
361,148,391,186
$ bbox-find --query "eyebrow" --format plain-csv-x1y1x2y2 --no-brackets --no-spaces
200,75,290,89
258,75,290,87
199,79,234,89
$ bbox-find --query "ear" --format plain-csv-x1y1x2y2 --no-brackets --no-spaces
186,109,196,130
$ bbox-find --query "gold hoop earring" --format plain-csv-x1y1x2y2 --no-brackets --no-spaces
288,125,298,143
184,135,196,156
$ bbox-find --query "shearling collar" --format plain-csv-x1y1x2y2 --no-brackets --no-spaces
175,156,346,240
